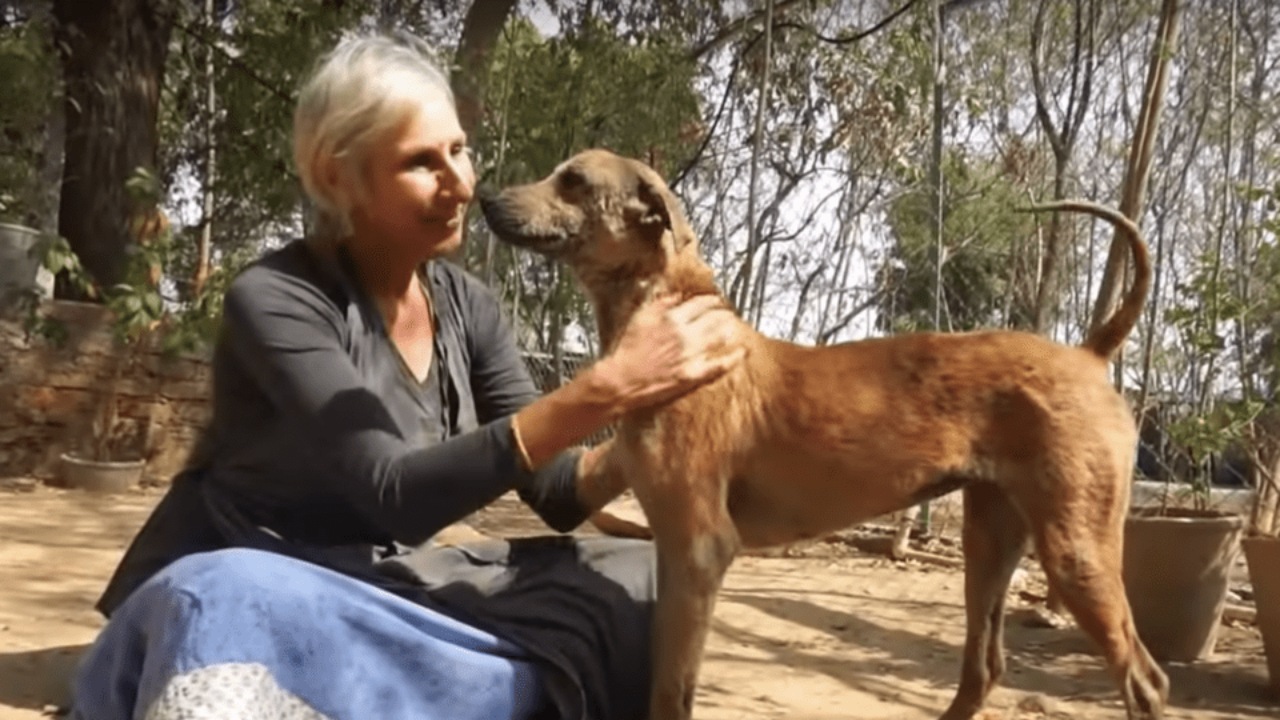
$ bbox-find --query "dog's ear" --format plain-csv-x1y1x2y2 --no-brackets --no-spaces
635,177,673,244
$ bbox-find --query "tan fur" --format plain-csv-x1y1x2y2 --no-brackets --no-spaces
479,148,1169,720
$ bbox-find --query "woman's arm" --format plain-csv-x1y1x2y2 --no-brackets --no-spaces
462,274,615,531
222,267,560,546
515,294,744,467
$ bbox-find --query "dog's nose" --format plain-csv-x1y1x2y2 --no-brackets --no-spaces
475,186,506,226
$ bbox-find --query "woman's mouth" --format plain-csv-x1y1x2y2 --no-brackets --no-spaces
448,207,467,229
426,208,465,230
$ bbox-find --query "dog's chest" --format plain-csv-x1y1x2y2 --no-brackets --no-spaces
615,380,760,482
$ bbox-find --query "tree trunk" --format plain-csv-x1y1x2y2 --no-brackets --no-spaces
52,0,173,293
1087,0,1181,355
1028,0,1099,333
1251,411,1280,537
192,0,216,298
1044,0,1176,621
1233,1,1272,403
929,0,945,332
738,0,776,317
37,77,65,237
452,0,520,139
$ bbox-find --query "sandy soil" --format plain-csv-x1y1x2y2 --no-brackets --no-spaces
0,480,1274,720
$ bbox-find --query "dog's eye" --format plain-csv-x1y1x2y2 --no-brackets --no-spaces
559,168,587,191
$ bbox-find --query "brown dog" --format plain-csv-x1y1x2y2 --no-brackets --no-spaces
479,149,1168,720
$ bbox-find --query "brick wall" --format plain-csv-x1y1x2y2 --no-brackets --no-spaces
0,301,211,484
0,302,604,486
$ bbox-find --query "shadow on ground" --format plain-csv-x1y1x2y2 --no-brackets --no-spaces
719,586,1275,719
0,644,86,712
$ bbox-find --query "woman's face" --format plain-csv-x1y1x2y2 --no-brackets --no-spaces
349,87,475,261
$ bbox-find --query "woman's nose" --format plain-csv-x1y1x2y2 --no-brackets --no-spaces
441,156,475,203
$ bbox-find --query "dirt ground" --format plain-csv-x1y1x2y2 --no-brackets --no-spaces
0,481,1274,720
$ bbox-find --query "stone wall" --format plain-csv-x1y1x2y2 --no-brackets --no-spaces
0,301,211,484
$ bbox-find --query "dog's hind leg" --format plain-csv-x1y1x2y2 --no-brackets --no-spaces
938,482,1029,720
1028,472,1169,719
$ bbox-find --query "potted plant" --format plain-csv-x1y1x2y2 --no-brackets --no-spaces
0,219,53,312
0,171,55,313
0,13,58,314
23,169,180,493
1122,402,1250,663
1241,413,1280,698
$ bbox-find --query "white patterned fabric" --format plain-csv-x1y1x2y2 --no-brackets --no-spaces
143,662,330,720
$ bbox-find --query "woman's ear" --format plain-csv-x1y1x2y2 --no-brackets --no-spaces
319,154,362,220
314,154,341,205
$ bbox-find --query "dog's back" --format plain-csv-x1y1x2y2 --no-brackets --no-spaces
650,325,1134,549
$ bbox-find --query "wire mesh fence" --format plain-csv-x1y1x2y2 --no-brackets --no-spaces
520,350,615,447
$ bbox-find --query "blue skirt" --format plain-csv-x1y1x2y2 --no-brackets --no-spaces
71,541,653,720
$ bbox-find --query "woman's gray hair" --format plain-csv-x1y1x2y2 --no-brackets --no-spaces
293,30,456,242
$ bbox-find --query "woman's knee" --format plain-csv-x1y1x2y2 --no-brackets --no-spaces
148,548,307,601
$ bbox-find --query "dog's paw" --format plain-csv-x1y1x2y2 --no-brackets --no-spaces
589,496,652,539
432,522,492,547
1025,605,1074,630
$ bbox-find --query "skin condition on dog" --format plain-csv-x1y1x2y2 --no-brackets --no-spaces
480,149,1167,720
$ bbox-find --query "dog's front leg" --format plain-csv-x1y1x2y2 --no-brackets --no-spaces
646,504,739,720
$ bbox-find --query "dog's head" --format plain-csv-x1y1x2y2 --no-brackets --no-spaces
479,149,696,282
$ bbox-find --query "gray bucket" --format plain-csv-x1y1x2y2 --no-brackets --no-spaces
0,222,55,312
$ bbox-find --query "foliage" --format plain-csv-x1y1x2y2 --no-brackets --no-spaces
471,14,705,348
877,149,1038,333
23,166,238,461
1241,181,1280,396
156,1,366,267
0,7,57,224
1153,178,1280,514
1165,249,1245,357
5,0,1280,498
1162,400,1264,510
477,16,703,188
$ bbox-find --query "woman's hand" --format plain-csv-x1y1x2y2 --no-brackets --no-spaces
595,294,746,414
511,294,745,470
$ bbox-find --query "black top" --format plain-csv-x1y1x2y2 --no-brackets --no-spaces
96,240,588,616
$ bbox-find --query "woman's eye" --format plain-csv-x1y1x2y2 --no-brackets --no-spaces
407,153,435,169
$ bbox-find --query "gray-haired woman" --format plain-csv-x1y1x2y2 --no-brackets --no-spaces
70,30,742,720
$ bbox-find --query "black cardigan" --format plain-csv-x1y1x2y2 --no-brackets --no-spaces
96,240,588,617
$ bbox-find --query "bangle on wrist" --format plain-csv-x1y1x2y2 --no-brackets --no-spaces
510,415,535,472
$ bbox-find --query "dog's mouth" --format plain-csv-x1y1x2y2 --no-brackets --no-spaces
478,191,575,256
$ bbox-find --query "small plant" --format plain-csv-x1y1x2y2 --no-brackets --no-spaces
23,166,229,465
1162,401,1262,513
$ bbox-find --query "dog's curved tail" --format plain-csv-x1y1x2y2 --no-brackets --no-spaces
1019,199,1151,359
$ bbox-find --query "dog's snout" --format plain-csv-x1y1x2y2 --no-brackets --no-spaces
476,185,500,209
477,189,510,226
475,186,572,257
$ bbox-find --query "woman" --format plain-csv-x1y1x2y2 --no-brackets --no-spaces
70,30,743,720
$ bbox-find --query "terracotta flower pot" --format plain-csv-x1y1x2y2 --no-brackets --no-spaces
1122,507,1244,662
1243,535,1280,698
